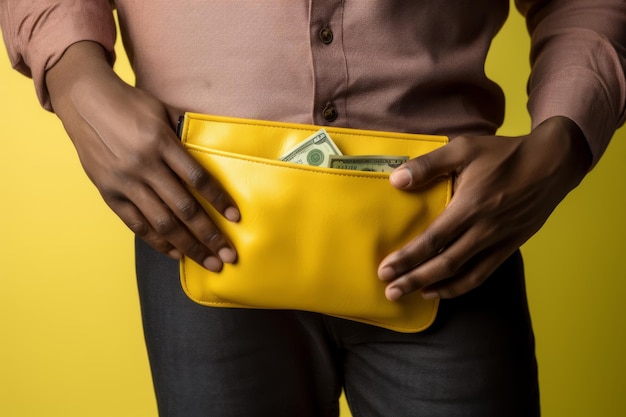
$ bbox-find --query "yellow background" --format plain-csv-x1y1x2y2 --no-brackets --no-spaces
1,6,625,416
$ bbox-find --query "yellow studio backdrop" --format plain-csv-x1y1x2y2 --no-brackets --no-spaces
1,5,625,417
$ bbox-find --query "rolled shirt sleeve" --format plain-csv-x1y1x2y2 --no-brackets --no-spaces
516,0,626,167
1,0,624,163
0,0,117,110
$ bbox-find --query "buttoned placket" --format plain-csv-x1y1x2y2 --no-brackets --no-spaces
309,0,348,126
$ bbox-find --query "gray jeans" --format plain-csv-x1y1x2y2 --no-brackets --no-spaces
135,238,539,417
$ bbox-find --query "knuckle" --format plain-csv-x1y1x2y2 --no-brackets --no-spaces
127,219,150,236
152,215,177,235
145,237,173,254
423,232,444,255
97,184,119,200
187,166,211,190
118,147,152,173
175,197,201,220
184,241,209,261
399,275,421,294
187,170,227,207
138,122,166,146
194,222,226,248
211,191,226,206
393,249,418,273
201,229,222,246
467,271,486,289
117,138,165,175
437,254,460,276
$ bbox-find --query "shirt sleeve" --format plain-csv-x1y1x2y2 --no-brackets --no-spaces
0,0,117,110
515,0,626,167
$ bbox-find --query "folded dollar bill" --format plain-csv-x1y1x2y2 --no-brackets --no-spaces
278,129,408,172
328,155,409,173
279,129,342,167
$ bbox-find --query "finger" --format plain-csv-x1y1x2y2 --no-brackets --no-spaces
389,136,472,190
163,138,241,222
145,165,237,263
107,196,181,259
378,195,473,283
421,245,516,300
128,185,226,272
383,226,488,301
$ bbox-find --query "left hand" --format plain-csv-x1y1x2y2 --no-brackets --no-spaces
378,116,592,301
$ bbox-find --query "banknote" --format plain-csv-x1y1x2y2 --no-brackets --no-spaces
328,155,409,173
279,129,342,167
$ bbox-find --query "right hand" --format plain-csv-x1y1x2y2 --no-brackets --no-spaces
46,41,239,271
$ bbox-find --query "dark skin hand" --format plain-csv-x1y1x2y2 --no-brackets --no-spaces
379,116,592,301
45,42,591,301
45,41,239,271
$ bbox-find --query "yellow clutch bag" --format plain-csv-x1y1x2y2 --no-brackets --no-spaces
179,113,451,333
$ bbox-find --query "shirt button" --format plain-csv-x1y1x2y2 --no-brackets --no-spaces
322,103,338,122
319,27,334,44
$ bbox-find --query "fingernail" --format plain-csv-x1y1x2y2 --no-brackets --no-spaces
225,206,240,222
218,247,237,264
168,249,183,259
378,265,396,281
389,168,411,188
386,287,404,301
421,291,440,300
203,256,223,272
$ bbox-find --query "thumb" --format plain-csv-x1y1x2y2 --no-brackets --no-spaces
390,139,465,190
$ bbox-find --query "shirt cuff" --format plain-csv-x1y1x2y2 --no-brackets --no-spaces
527,64,624,169
17,5,116,110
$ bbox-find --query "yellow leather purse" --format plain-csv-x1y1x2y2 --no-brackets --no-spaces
179,113,451,333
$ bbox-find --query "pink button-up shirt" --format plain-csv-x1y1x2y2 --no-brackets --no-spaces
1,0,625,166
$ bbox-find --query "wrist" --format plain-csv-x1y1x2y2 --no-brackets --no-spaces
45,41,118,113
534,116,592,184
